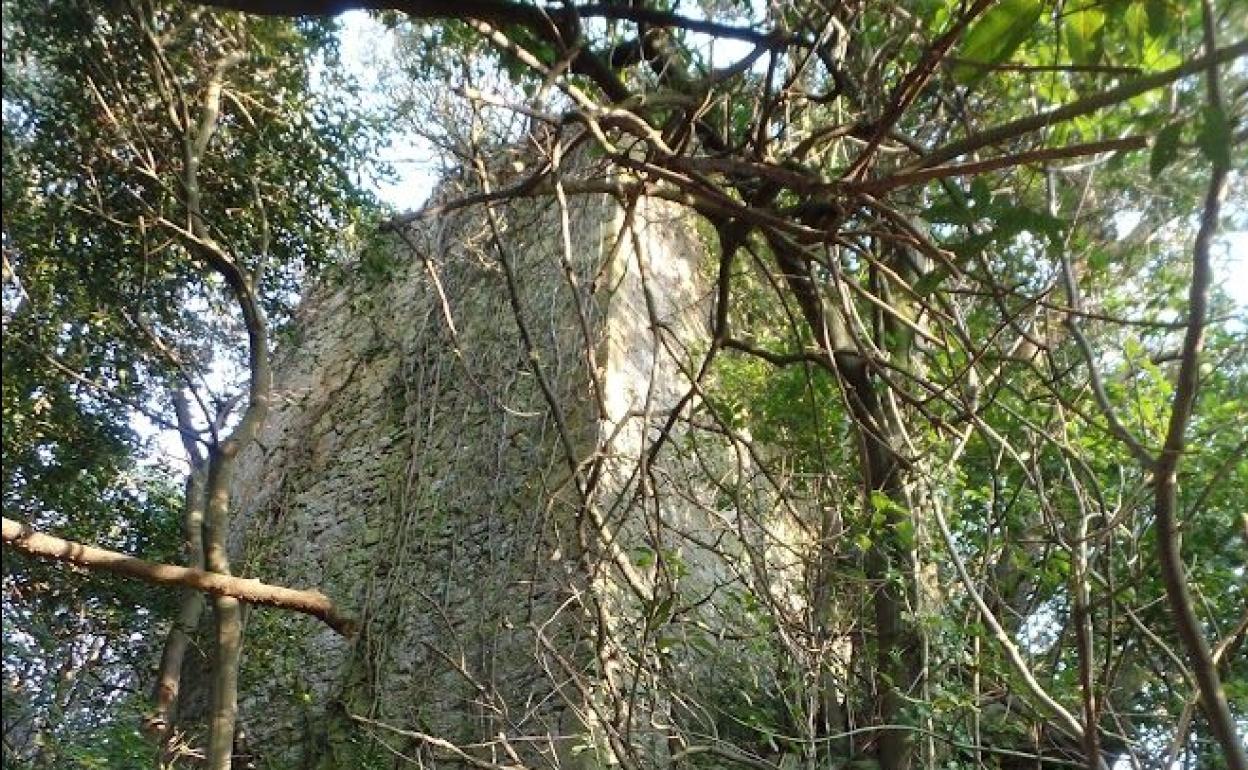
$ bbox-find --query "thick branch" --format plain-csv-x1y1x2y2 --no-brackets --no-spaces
2,517,356,637
191,0,793,104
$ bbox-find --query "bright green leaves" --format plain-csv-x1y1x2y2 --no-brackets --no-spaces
1118,335,1175,441
1101,0,1198,71
893,517,918,550
953,0,1045,84
870,490,904,517
869,491,914,548
1064,6,1106,65
951,0,1194,94
1121,1,1149,42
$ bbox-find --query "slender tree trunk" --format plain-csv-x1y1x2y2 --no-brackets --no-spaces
148,468,207,739
176,39,267,770
203,446,243,770
150,391,209,740
853,386,917,770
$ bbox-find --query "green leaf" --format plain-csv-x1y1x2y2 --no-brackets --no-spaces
970,177,992,209
687,633,716,654
953,0,1045,84
1122,2,1148,44
949,231,995,257
992,204,1066,244
921,199,975,225
913,265,952,297
1064,8,1106,65
870,490,896,514
944,180,971,209
650,595,675,625
1088,247,1112,272
1196,106,1231,168
894,518,916,549
1150,122,1183,178
1146,0,1170,37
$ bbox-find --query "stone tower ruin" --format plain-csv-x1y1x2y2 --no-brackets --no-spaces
211,185,770,767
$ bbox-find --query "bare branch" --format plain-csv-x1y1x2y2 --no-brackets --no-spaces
2,518,356,637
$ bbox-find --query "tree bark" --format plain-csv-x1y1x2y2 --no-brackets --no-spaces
147,468,208,740
202,447,245,770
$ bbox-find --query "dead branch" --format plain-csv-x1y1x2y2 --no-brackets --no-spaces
2,517,356,637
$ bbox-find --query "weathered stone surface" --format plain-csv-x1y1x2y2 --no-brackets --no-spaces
215,189,722,767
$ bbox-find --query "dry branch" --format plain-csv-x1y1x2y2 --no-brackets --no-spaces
2,517,356,637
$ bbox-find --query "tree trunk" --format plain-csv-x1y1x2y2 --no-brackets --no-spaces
203,447,243,770
148,468,208,740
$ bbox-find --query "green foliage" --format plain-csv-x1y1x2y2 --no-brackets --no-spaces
2,0,385,763
953,0,1044,83
1064,6,1106,65
1150,121,1183,177
1197,105,1232,168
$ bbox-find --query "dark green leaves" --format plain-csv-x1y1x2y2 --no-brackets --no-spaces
1146,0,1171,37
922,185,1066,256
994,204,1065,243
1197,106,1231,169
1152,108,1235,175
1150,122,1183,177
913,264,953,297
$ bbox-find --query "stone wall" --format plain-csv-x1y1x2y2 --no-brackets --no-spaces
215,186,760,768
